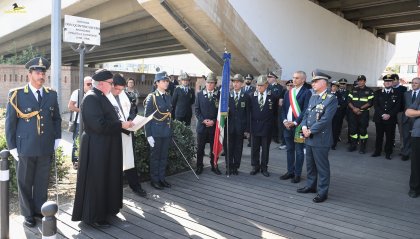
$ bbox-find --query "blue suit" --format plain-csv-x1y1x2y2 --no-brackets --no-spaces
301,91,337,197
145,90,172,183
281,87,311,176
6,84,61,217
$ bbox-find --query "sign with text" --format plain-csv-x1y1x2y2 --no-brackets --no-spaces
63,15,100,46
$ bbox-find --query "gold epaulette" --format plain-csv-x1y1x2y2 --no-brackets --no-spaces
9,89,41,135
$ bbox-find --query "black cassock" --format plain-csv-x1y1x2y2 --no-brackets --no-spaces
72,88,123,223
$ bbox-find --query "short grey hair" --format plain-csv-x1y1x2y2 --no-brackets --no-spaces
294,71,307,80
412,77,420,83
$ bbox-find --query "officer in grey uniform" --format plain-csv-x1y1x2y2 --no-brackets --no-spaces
297,70,337,203
145,71,173,190
6,57,62,227
172,72,195,126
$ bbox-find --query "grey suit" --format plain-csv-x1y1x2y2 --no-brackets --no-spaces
301,91,338,197
402,90,419,157
6,84,62,217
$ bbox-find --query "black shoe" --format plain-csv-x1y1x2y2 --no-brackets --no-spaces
33,213,43,219
250,167,260,175
401,155,409,161
92,220,111,229
291,175,301,183
233,167,238,175
195,166,203,175
297,187,316,193
273,139,280,144
24,216,36,227
371,152,381,157
160,180,171,188
151,181,163,190
313,194,328,203
211,166,222,175
279,172,294,180
385,154,392,160
408,189,419,198
359,148,366,154
132,186,147,197
261,170,270,177
331,146,336,150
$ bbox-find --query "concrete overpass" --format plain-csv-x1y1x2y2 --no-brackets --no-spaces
1,0,420,86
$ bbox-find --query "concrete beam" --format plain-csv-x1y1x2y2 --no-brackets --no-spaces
377,23,420,34
320,0,411,11
344,1,420,20
363,13,420,28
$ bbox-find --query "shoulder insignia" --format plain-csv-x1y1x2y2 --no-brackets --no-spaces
267,90,271,95
9,86,25,93
253,91,258,96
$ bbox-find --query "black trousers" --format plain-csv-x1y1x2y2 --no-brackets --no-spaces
224,133,244,168
348,110,370,139
251,135,271,171
124,168,140,190
175,115,191,126
332,108,346,146
196,128,215,168
410,137,420,193
374,122,396,154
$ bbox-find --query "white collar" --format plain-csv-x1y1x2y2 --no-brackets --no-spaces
28,83,42,96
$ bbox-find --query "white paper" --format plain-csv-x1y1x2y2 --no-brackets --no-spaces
127,110,157,132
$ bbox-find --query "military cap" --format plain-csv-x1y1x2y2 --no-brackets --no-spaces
206,72,217,83
245,74,254,80
391,73,399,80
25,57,50,72
113,73,126,86
357,75,366,81
267,71,278,79
382,74,395,81
312,70,331,81
256,75,268,85
286,80,293,86
232,74,244,82
331,80,340,86
154,71,169,83
179,72,190,81
92,69,113,81
338,78,348,84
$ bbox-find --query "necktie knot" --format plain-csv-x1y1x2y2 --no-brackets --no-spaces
36,90,42,104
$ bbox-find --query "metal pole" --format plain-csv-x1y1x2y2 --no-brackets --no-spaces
0,150,10,239
51,0,61,106
41,201,58,239
171,138,199,180
226,115,229,177
78,42,86,137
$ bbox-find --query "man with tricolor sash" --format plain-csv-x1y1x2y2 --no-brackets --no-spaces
279,71,312,183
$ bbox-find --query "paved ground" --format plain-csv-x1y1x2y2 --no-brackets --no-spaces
8,119,420,238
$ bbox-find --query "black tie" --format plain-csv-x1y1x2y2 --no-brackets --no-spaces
36,90,42,104
162,94,166,102
413,91,417,103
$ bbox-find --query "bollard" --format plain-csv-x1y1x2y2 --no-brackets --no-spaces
0,150,10,239
41,201,58,239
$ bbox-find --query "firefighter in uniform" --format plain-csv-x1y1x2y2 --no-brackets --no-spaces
371,74,401,159
347,75,374,154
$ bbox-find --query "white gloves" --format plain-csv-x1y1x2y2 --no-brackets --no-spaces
147,136,155,148
54,139,61,150
10,148,19,161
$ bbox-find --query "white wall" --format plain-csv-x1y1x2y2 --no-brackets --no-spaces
228,0,395,86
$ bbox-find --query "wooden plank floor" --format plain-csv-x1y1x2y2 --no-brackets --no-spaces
10,136,420,239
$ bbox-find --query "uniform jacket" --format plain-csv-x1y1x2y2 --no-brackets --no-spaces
373,88,401,124
402,90,419,125
172,85,195,119
195,89,219,134
268,83,284,99
348,86,374,109
281,86,312,125
249,90,279,137
6,84,62,157
242,85,255,95
227,90,250,135
301,91,338,147
144,90,172,138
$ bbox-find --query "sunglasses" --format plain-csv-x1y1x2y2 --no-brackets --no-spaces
86,83,92,86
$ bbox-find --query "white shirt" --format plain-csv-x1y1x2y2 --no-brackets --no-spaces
286,86,302,123
258,90,267,104
28,83,42,101
70,89,81,123
384,88,391,94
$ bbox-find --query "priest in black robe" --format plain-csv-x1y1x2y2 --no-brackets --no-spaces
72,69,133,228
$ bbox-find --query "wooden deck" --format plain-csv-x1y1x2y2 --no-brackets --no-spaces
10,137,420,239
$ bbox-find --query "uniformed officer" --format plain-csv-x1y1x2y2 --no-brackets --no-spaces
297,70,338,203
249,75,279,177
347,75,374,153
224,74,250,175
171,72,195,126
371,74,401,159
195,72,222,175
242,74,255,95
6,57,62,227
267,72,284,144
392,73,408,150
330,80,344,149
334,78,350,146
145,71,173,190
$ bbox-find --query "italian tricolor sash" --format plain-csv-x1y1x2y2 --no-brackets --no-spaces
289,88,304,143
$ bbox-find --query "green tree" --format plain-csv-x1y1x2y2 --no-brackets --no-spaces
0,44,44,65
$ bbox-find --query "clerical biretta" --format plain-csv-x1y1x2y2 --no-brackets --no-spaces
72,69,133,228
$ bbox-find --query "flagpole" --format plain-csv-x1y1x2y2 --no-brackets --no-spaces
226,113,229,177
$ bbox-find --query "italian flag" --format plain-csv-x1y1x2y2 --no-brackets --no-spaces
213,52,231,166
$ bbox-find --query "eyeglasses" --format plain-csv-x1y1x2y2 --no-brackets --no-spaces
103,81,113,86
86,83,92,86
